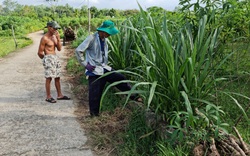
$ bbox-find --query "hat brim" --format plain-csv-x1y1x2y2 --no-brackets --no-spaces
44,25,61,29
97,27,119,35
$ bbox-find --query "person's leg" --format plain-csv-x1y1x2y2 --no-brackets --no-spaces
105,71,141,101
45,77,57,103
43,55,57,103
45,77,52,99
105,71,131,91
55,77,63,98
88,76,106,116
53,56,69,100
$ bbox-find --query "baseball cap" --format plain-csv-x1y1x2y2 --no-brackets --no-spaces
45,21,61,29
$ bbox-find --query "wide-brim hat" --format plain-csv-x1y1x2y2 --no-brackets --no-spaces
96,20,119,35
45,21,61,29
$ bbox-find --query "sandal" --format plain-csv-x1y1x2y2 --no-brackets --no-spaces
45,97,57,103
57,96,70,100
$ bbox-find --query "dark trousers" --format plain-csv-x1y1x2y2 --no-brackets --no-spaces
88,70,137,115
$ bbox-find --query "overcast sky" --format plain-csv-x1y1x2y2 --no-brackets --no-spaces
0,0,186,11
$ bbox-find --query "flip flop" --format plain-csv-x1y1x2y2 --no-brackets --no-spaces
46,97,56,103
57,96,70,100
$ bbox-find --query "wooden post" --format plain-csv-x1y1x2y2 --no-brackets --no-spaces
11,25,18,49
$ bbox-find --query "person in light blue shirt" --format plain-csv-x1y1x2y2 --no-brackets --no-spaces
75,20,142,116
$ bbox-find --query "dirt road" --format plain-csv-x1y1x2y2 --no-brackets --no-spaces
0,31,93,155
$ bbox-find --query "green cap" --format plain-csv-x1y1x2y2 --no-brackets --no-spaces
45,21,61,29
96,20,119,35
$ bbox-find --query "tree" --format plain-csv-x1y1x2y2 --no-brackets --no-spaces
44,0,59,20
2,0,18,15
147,6,166,19
123,9,139,16
14,5,38,18
34,5,50,20
80,5,88,17
55,4,74,18
108,8,116,17
90,6,98,18
0,5,3,15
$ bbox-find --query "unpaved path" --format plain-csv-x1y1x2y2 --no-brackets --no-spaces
0,31,93,156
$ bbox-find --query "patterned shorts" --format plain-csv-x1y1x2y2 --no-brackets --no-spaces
43,54,61,78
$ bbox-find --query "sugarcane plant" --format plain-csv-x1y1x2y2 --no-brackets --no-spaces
106,5,250,155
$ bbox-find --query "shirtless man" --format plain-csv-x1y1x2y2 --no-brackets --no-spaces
38,21,70,103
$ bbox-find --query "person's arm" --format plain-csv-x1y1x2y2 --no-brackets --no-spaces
75,35,93,67
37,37,45,59
53,30,62,51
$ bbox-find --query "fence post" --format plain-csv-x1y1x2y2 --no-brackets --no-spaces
11,25,18,49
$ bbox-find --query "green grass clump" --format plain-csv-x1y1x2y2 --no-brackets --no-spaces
0,37,32,57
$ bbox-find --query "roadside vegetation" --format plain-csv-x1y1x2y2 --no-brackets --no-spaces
0,15,42,57
0,37,32,57
1,0,250,155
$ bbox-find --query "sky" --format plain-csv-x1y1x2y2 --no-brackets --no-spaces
0,0,185,11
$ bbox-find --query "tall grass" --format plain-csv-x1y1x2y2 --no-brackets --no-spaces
109,8,224,114
69,4,249,154
106,6,249,154
0,37,32,57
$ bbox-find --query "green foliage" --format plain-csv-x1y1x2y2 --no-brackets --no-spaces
109,8,225,113
156,141,189,156
1,0,249,154
117,110,157,155
108,19,142,70
168,98,229,144
106,3,250,154
66,56,84,74
179,0,250,52
0,16,43,36
99,87,124,112
1,0,18,15
0,37,32,57
71,34,87,49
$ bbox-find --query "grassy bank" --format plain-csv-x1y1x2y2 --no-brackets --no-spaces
66,12,250,155
67,44,250,156
0,37,33,57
